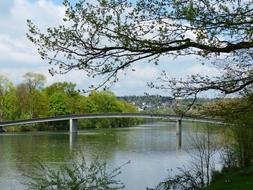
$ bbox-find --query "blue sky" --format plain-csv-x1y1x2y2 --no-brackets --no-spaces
0,0,218,96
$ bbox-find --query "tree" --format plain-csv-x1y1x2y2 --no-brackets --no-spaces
44,82,79,97
23,72,46,92
89,91,121,113
23,72,46,118
49,92,70,116
201,95,253,168
44,82,81,114
16,83,30,119
87,91,124,128
0,74,138,130
0,75,17,121
27,0,253,94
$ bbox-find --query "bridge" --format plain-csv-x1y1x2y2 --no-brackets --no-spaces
0,113,223,149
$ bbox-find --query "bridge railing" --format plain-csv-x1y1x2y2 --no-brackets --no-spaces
0,113,223,127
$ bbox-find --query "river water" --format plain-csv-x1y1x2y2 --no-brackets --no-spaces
0,122,221,190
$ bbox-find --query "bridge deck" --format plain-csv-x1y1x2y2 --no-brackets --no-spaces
0,113,223,127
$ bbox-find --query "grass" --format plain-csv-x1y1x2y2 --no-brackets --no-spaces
202,167,253,190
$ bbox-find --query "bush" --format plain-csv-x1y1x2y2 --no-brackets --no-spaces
24,156,127,190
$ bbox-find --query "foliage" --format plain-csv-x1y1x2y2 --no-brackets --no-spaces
154,167,202,190
27,0,253,95
22,72,47,118
79,91,140,128
219,146,238,169
23,72,46,91
24,157,125,190
0,75,18,121
15,83,31,120
44,82,78,97
1,73,139,131
202,95,253,168
201,96,253,122
49,92,70,116
89,91,121,113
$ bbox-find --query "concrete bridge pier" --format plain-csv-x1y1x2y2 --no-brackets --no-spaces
69,119,78,150
70,119,78,133
176,119,182,149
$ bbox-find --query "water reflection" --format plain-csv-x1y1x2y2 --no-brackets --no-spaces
69,132,78,150
0,122,221,190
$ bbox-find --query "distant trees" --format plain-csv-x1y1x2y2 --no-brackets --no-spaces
23,72,46,92
0,73,138,131
0,75,17,122
89,91,121,113
48,92,70,116
44,82,78,97
16,83,31,119
77,91,139,128
23,72,47,118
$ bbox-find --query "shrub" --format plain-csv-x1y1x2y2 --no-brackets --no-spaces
24,156,126,190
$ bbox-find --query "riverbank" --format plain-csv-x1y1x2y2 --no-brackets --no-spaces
203,167,253,190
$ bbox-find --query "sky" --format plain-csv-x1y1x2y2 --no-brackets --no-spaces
0,0,218,96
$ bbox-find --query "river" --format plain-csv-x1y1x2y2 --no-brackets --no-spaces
0,121,221,190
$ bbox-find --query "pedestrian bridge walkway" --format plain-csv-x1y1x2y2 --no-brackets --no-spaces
0,113,223,149
0,113,222,128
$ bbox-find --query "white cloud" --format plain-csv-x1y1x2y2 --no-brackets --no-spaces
127,65,159,80
0,0,202,96
183,64,221,77
0,34,40,63
0,0,65,64
0,0,65,36
111,65,161,95
0,0,117,93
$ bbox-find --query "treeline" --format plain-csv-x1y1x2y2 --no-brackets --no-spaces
0,73,139,131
